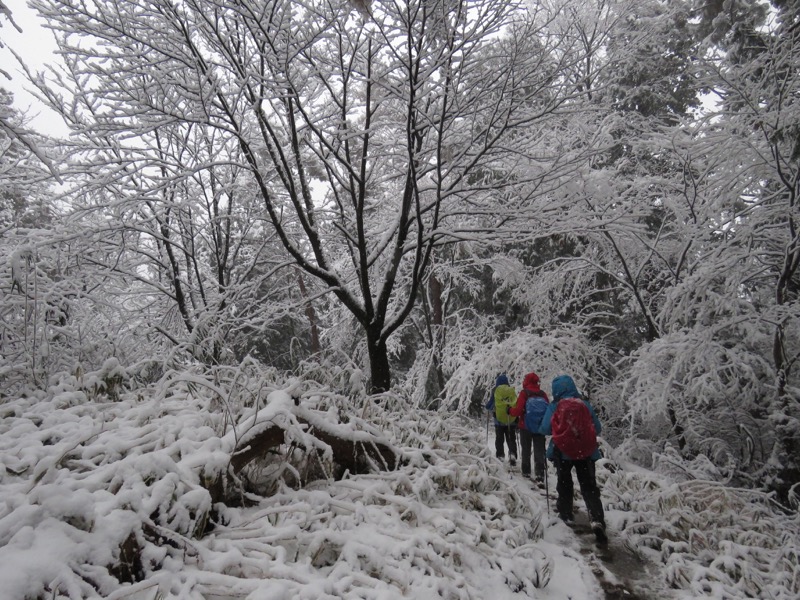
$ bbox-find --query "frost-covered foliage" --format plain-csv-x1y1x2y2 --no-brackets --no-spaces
600,463,800,599
3,358,800,599
0,373,559,599
623,329,773,454
621,278,800,494
442,328,612,413
0,224,159,398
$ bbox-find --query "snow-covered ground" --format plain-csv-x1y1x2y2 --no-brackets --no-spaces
0,373,798,599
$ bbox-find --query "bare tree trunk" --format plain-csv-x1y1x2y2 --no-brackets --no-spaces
667,405,686,452
297,270,321,356
773,187,799,399
366,325,391,394
157,210,194,335
428,272,446,393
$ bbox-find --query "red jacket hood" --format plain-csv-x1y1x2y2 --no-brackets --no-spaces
510,372,549,427
523,372,542,392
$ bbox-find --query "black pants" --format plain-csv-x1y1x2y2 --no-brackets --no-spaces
553,454,605,526
519,429,546,479
494,424,517,460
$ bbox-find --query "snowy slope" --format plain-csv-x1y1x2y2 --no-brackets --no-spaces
0,376,797,599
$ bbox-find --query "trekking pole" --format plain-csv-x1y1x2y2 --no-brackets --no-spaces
544,461,550,515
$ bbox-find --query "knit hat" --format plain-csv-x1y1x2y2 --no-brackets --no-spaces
495,373,509,386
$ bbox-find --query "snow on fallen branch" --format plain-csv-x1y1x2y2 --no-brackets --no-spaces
228,389,397,473
205,389,399,503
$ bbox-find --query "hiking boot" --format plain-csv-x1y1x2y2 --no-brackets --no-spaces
559,513,574,524
509,456,517,467
591,521,608,544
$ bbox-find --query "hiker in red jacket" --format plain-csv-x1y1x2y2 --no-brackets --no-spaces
539,374,607,544
509,372,549,484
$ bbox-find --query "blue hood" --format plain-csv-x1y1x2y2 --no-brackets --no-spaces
552,375,580,400
495,374,509,387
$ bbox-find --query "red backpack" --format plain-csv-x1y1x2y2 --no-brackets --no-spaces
551,398,597,459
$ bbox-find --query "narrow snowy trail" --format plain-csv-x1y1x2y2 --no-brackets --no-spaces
507,468,676,600
484,424,675,600
569,512,670,600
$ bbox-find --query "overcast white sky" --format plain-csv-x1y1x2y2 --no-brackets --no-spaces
2,2,69,136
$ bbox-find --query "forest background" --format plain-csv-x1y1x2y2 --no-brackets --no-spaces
1,0,800,597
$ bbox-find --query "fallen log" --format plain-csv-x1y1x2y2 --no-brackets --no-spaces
198,415,399,505
230,417,397,474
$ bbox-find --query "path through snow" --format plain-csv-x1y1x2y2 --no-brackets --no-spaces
512,469,676,600
487,429,676,600
570,512,667,600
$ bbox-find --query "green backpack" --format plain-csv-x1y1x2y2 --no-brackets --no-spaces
494,384,517,425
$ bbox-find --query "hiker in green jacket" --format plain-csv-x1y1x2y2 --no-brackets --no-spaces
484,373,518,466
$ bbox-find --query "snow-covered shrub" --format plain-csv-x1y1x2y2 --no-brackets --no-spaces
621,327,775,483
601,468,800,599
442,328,611,415
294,353,368,403
76,358,129,401
0,373,557,599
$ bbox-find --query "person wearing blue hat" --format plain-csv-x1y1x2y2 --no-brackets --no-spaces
485,373,518,466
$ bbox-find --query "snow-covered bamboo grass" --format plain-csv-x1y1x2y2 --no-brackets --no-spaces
0,370,555,599
1,363,799,598
600,457,800,599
